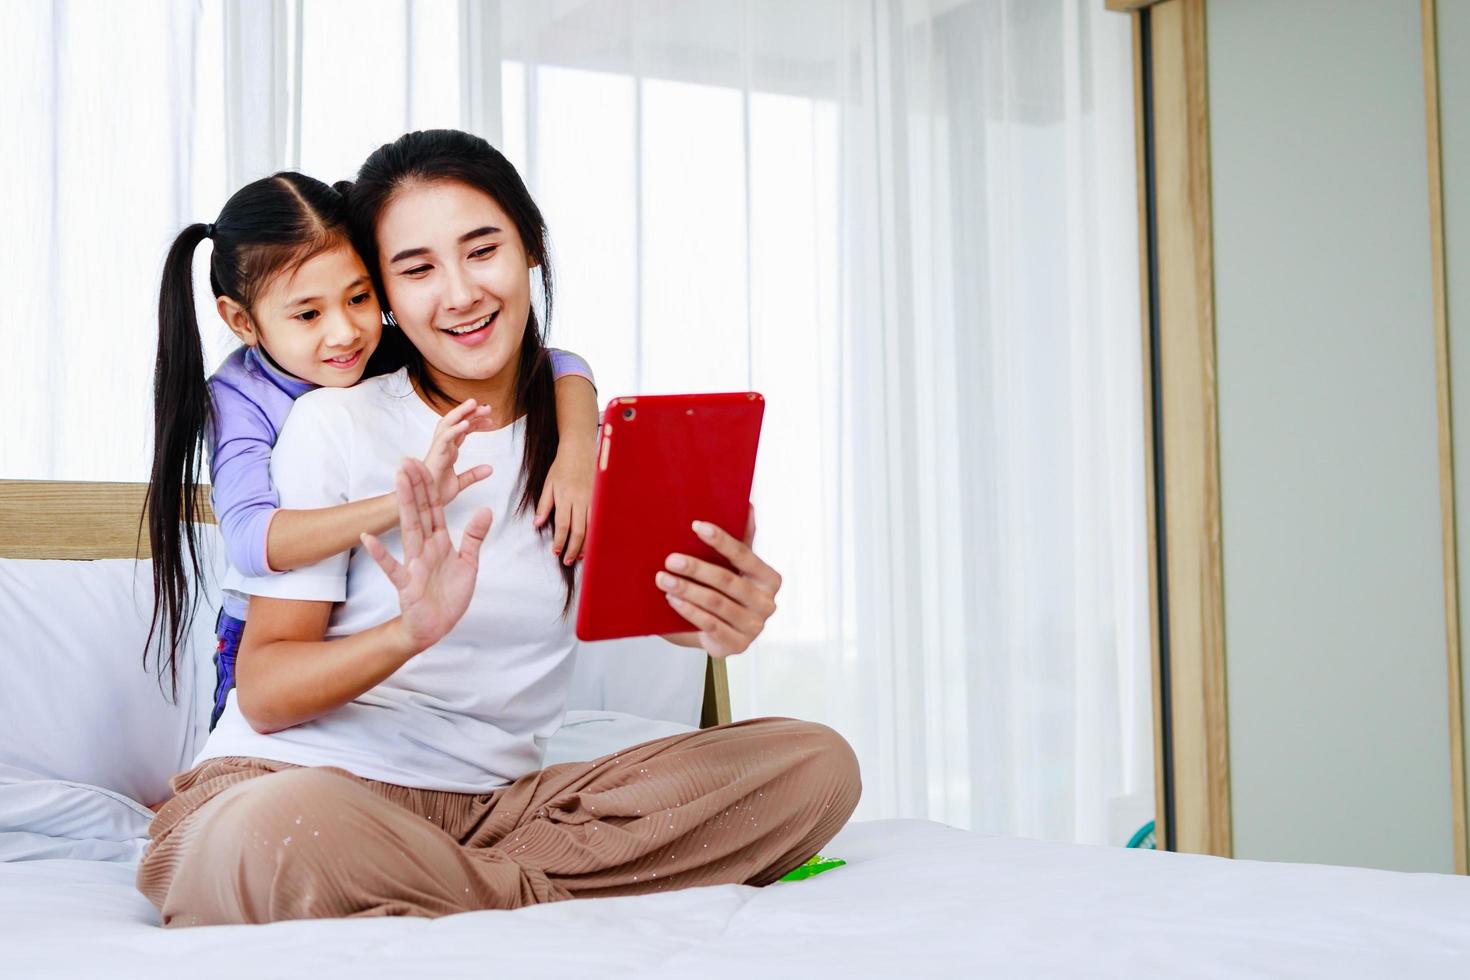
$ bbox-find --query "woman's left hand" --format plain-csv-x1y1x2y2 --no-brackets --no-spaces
657,506,782,658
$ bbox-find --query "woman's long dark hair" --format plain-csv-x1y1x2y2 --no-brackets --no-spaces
145,173,353,699
344,129,574,612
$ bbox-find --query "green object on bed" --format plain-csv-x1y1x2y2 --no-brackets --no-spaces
1126,820,1157,850
779,854,847,882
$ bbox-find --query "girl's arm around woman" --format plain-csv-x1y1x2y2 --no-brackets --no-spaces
236,460,490,733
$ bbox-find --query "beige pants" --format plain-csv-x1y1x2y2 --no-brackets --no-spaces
137,717,860,927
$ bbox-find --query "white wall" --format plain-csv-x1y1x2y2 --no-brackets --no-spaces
1209,0,1455,873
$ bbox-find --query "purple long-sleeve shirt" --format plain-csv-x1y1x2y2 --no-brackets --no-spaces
206,345,595,619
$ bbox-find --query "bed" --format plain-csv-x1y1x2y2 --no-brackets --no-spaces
4,480,1470,978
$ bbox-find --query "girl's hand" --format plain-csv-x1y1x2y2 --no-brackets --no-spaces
424,398,496,507
534,435,595,565
656,505,782,659
361,458,493,654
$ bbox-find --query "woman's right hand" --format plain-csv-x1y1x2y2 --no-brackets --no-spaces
361,458,493,654
423,398,496,507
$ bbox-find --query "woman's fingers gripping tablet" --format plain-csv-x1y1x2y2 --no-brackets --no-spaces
691,518,782,595
664,594,751,657
657,515,782,658
655,571,764,636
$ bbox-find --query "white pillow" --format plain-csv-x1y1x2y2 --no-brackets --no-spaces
0,764,153,863
0,543,220,808
567,636,708,727
0,526,707,813
543,710,696,767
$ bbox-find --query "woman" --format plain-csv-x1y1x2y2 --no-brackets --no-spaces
136,129,860,926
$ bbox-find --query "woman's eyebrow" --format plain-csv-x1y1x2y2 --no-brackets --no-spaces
459,225,500,243
389,246,429,263
389,226,501,265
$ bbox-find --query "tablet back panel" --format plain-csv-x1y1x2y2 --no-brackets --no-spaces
576,392,764,641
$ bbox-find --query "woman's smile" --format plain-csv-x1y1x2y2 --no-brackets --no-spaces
442,310,498,346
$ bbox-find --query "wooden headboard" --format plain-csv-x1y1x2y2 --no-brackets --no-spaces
0,479,729,727
0,480,213,560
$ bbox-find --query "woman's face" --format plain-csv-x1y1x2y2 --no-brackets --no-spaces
376,179,535,392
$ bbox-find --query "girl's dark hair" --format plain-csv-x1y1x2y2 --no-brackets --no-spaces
344,129,574,612
146,172,353,699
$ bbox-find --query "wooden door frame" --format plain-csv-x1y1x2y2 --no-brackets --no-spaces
1111,0,1230,857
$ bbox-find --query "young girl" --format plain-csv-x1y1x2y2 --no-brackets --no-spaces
136,130,858,926
145,171,599,728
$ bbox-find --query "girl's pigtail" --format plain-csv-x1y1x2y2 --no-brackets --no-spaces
143,222,215,701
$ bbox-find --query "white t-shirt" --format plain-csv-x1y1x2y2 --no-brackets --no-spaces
198,368,579,792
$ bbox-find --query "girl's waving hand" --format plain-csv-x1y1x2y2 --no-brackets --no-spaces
423,397,497,506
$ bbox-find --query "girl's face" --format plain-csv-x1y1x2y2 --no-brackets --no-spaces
376,179,535,394
220,243,382,387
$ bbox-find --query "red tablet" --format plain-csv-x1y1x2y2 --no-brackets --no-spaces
575,392,765,642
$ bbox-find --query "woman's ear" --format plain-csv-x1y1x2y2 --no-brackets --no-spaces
216,295,258,346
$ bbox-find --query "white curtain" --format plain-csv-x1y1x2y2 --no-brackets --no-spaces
498,0,1150,843
1,0,227,481
1,0,1150,844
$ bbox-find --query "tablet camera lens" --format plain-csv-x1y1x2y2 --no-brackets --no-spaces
622,408,636,421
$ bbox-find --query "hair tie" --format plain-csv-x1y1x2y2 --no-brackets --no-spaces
204,223,216,239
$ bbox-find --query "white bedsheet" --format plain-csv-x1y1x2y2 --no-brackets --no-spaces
5,818,1470,978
